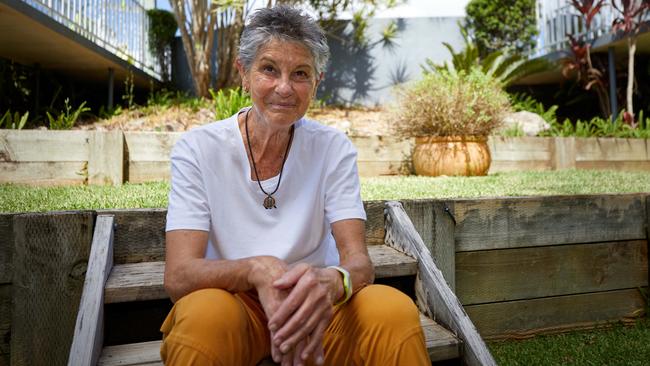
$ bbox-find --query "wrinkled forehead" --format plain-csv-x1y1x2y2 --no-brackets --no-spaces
252,37,318,70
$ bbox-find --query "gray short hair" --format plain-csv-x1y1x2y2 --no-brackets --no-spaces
239,5,330,75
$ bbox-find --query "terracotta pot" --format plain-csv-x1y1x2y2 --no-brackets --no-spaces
413,136,491,176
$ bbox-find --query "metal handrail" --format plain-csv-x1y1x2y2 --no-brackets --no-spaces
534,0,649,57
20,0,161,79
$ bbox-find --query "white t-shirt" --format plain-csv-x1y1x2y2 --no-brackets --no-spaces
166,111,367,267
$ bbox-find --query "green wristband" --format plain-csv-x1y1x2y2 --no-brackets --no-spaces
327,265,352,306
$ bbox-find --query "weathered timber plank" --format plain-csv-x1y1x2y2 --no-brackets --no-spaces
552,137,576,170
11,211,94,366
105,262,166,303
454,194,646,251
104,245,417,303
357,161,409,176
432,201,456,291
576,137,649,161
385,201,496,366
364,201,385,245
0,284,11,364
68,215,115,366
456,240,648,305
487,136,552,161
402,200,435,252
0,214,14,284
102,203,383,265
402,200,456,290
466,288,647,339
487,160,552,173
98,340,162,366
99,209,167,264
0,161,86,185
351,136,413,162
97,313,459,365
89,130,124,186
575,160,650,172
124,132,182,162
127,161,171,183
0,130,90,162
369,245,418,278
420,313,461,361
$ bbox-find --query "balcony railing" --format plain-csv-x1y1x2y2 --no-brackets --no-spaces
534,0,650,57
21,0,161,79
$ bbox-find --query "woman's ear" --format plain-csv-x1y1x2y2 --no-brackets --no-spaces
235,59,249,92
314,72,324,93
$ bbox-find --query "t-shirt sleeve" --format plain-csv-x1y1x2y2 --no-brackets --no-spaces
166,135,211,232
324,135,367,224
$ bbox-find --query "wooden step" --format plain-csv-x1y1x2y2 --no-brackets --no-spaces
97,313,460,365
104,245,418,303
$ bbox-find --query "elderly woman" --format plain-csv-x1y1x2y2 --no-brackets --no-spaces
161,5,428,366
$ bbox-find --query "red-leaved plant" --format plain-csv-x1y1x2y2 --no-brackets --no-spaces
564,0,611,117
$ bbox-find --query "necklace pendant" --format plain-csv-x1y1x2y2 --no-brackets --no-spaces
263,195,276,209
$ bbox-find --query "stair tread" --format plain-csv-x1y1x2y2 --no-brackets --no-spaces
104,245,418,303
97,313,460,365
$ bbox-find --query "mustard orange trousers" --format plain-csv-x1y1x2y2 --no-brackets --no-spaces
160,284,430,365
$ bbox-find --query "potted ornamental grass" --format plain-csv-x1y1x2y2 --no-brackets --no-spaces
391,67,511,176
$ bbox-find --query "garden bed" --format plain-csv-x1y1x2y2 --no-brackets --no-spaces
1,128,650,186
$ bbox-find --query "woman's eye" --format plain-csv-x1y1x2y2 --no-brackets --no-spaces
262,65,275,73
295,70,309,79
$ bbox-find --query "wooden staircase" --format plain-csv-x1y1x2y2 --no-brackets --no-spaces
68,202,495,366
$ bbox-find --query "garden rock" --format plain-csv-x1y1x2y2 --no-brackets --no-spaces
501,111,550,136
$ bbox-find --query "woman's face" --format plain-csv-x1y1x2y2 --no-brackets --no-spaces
239,39,320,129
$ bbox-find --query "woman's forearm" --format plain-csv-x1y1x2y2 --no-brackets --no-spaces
339,251,374,296
164,257,255,302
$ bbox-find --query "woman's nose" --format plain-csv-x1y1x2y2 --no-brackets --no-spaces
275,75,293,97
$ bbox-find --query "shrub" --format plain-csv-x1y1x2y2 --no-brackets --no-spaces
0,110,29,129
391,68,510,138
47,98,90,130
539,111,650,138
210,87,252,121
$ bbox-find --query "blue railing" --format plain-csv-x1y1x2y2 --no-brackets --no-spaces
534,0,650,57
21,0,161,79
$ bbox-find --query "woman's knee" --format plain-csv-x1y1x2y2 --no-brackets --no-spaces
172,288,248,336
350,284,421,331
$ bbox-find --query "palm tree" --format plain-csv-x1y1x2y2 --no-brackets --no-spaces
422,27,552,88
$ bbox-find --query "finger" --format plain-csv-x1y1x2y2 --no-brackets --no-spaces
275,301,325,351
301,320,328,362
313,344,325,365
273,263,310,289
281,351,293,366
269,270,316,331
271,338,282,363
293,340,306,366
273,275,332,345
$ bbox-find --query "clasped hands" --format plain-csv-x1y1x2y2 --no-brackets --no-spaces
248,256,343,366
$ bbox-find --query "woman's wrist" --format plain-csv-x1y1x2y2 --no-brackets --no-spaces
319,267,341,304
324,266,348,305
245,256,287,289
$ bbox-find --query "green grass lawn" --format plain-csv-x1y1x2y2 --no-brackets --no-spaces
1,169,649,363
2,169,650,213
489,317,650,366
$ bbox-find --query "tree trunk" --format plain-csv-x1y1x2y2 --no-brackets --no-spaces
170,0,217,98
215,8,244,90
626,36,636,120
585,44,611,118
